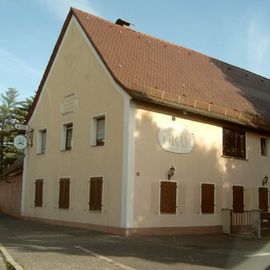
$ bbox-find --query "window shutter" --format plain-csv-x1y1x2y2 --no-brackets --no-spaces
233,186,244,213
89,177,103,211
201,183,215,214
259,187,268,212
64,179,70,209
160,181,177,214
59,178,70,209
35,179,43,207
59,180,64,208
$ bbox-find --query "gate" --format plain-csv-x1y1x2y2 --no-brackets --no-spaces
231,211,254,236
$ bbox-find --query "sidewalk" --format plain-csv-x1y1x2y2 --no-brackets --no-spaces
0,214,270,270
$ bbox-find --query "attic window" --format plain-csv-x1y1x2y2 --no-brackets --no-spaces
223,127,246,158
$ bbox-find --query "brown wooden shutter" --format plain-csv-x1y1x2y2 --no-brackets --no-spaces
89,177,103,211
201,183,215,214
160,181,177,214
233,186,244,213
259,187,268,212
35,179,43,207
59,178,70,209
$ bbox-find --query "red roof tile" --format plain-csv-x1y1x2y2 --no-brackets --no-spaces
28,8,270,132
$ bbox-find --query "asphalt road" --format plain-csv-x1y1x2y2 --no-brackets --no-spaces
0,214,270,270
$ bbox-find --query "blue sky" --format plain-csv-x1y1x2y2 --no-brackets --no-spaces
1,0,270,100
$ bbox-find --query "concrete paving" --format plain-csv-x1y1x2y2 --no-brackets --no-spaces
0,214,270,270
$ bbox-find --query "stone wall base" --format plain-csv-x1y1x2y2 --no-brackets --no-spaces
23,216,222,236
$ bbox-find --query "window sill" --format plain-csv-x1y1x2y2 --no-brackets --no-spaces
159,212,177,215
89,209,103,213
90,144,105,147
221,155,248,161
37,152,45,155
61,148,72,152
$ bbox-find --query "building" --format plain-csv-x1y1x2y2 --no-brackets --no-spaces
22,8,270,235
0,158,23,219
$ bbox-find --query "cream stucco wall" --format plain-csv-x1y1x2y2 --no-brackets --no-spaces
22,15,270,232
22,17,129,228
133,105,270,228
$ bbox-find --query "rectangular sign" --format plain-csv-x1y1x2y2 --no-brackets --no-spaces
15,124,29,131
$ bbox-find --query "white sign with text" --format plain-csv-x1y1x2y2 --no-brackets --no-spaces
159,124,194,153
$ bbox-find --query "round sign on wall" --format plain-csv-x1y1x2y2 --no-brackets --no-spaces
159,124,194,154
14,135,28,150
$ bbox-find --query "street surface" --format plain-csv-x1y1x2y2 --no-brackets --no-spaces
0,214,270,269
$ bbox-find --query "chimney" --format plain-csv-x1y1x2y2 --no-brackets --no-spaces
115,19,134,28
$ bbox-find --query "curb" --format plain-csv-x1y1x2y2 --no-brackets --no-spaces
0,244,24,270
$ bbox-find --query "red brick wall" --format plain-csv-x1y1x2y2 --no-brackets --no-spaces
0,173,22,218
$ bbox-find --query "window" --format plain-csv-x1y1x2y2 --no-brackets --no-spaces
261,138,268,156
160,181,177,214
34,179,43,207
223,128,246,158
89,177,103,211
37,129,47,154
62,123,73,150
96,117,105,145
59,178,70,209
258,187,268,212
201,183,215,214
91,116,105,146
232,185,244,213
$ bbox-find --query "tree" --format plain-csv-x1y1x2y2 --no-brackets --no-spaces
0,88,33,174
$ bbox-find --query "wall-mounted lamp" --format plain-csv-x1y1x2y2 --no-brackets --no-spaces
262,175,269,186
168,166,175,180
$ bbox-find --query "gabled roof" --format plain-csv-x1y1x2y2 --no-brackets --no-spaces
28,8,270,132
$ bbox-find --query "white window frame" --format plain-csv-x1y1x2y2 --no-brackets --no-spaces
90,114,106,146
36,128,47,154
61,122,74,151
158,179,178,215
89,175,104,213
200,182,216,215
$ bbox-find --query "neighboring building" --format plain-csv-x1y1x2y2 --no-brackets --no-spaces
0,158,23,219
22,8,270,235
